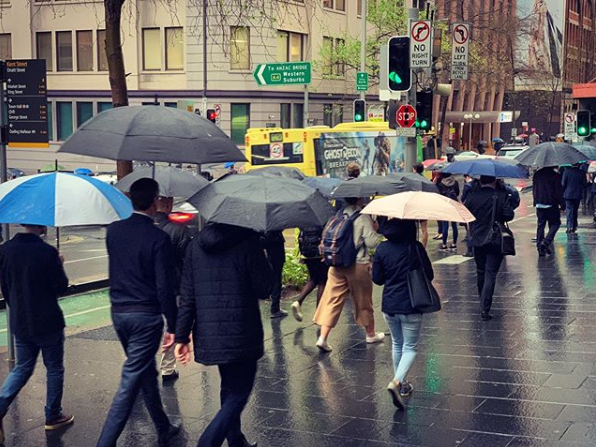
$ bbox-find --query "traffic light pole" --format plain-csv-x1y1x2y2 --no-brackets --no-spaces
404,4,419,172
360,0,367,101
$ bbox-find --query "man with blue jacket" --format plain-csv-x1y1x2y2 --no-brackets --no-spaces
97,178,179,447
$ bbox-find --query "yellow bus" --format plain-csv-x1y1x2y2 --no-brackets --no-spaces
244,122,408,178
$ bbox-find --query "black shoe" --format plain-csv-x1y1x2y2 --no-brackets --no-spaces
481,312,493,321
231,440,257,447
544,242,553,255
463,251,473,258
158,422,181,447
162,371,179,383
537,245,546,257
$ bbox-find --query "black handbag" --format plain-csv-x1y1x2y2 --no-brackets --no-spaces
407,243,442,314
488,195,516,256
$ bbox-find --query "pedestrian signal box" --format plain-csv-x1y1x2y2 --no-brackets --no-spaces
388,36,412,93
206,109,217,124
353,99,366,122
416,89,433,131
577,110,590,137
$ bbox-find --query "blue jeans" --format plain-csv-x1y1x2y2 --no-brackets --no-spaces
440,222,459,246
198,361,258,447
0,330,64,421
96,313,170,447
383,313,423,383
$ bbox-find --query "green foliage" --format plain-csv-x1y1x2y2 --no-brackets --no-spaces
282,251,308,289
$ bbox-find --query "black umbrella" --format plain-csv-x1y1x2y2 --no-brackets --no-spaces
515,142,588,168
58,106,246,164
115,166,209,198
331,174,438,199
246,166,306,180
188,175,334,232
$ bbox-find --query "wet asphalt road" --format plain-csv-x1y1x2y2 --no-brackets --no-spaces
2,192,596,446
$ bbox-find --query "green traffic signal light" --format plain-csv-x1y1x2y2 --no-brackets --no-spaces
389,71,402,84
579,126,588,136
354,113,363,122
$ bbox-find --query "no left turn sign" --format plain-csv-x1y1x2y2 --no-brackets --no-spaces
454,24,469,45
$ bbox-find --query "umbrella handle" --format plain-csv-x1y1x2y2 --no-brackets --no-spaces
56,227,60,252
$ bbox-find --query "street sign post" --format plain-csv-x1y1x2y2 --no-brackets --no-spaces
451,23,470,81
564,113,577,141
253,62,312,86
356,72,369,91
396,104,417,128
409,20,432,69
5,59,49,148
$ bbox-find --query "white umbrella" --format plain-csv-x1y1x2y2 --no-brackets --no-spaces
361,191,476,223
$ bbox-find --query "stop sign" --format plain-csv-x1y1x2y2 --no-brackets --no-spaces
396,105,417,128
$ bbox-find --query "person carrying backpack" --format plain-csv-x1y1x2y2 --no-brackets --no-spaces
291,227,329,322
313,197,384,352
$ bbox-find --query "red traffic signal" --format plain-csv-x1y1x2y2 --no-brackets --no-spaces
206,108,217,123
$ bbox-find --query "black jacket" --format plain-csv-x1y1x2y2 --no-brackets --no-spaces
533,168,564,208
372,220,433,315
106,213,177,333
562,167,586,200
464,185,515,247
154,212,193,290
175,224,272,365
0,233,69,339
437,177,460,201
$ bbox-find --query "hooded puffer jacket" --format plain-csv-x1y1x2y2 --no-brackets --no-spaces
438,176,460,201
175,223,272,365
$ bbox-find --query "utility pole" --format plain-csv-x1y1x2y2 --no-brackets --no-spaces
404,0,419,172
360,0,367,101
202,0,208,115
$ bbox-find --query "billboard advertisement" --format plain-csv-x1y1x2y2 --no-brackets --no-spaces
516,0,565,90
316,131,406,179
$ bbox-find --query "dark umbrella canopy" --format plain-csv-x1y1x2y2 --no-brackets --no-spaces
302,177,342,197
58,106,246,164
331,174,437,199
115,166,209,199
246,166,306,180
188,175,334,232
572,142,596,161
515,142,587,168
441,159,528,178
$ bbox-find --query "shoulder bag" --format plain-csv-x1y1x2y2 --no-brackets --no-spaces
407,243,442,314
488,195,516,256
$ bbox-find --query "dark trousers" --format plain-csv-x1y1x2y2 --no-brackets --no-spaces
266,244,285,313
440,221,459,245
0,330,64,421
474,245,504,313
565,199,581,231
96,313,170,447
197,360,258,447
536,207,561,246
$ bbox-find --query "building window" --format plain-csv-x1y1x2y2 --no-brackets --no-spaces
97,30,108,71
142,28,161,71
323,0,345,11
98,102,113,113
277,31,289,62
334,38,345,76
76,31,93,71
47,102,53,141
230,26,250,71
231,103,250,145
76,102,93,127
293,103,304,128
0,34,11,60
322,37,345,77
333,104,343,125
323,104,333,127
165,27,184,70
280,103,291,129
277,31,304,62
322,36,333,75
37,32,53,71
56,31,73,72
357,0,362,15
57,102,73,140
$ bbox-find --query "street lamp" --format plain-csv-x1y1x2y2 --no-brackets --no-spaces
463,113,480,151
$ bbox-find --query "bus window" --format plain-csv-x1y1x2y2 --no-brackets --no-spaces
251,143,304,165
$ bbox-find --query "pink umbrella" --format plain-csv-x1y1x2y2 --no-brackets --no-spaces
361,191,476,223
423,158,444,168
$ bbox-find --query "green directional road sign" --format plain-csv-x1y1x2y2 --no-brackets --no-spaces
356,72,369,91
253,62,312,86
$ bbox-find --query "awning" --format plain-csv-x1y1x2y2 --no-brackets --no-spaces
445,111,521,124
572,83,596,99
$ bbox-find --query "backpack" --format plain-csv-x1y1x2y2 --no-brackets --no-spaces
320,211,361,267
298,227,323,259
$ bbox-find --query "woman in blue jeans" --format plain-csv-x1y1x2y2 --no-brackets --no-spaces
373,218,434,410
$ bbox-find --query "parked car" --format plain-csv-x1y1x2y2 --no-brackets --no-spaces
496,145,530,159
454,151,495,161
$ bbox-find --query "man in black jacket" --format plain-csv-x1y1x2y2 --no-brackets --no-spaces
97,178,179,447
533,168,564,256
175,223,272,447
262,231,288,318
154,196,192,382
0,225,72,442
464,176,515,321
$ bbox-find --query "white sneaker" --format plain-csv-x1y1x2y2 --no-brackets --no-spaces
366,332,385,344
291,301,303,322
316,338,333,352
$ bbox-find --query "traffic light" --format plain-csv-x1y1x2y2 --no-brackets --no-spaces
591,113,596,135
577,110,590,137
353,99,366,122
206,108,217,124
415,89,433,131
388,36,412,92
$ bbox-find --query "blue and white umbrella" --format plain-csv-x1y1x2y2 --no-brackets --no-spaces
0,172,132,227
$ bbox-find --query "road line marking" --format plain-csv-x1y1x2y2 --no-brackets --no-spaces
0,305,111,334
64,255,108,264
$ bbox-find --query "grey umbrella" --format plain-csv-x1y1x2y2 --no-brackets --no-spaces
515,142,588,168
246,166,306,180
331,174,438,199
188,175,334,232
58,106,246,164
115,166,209,198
